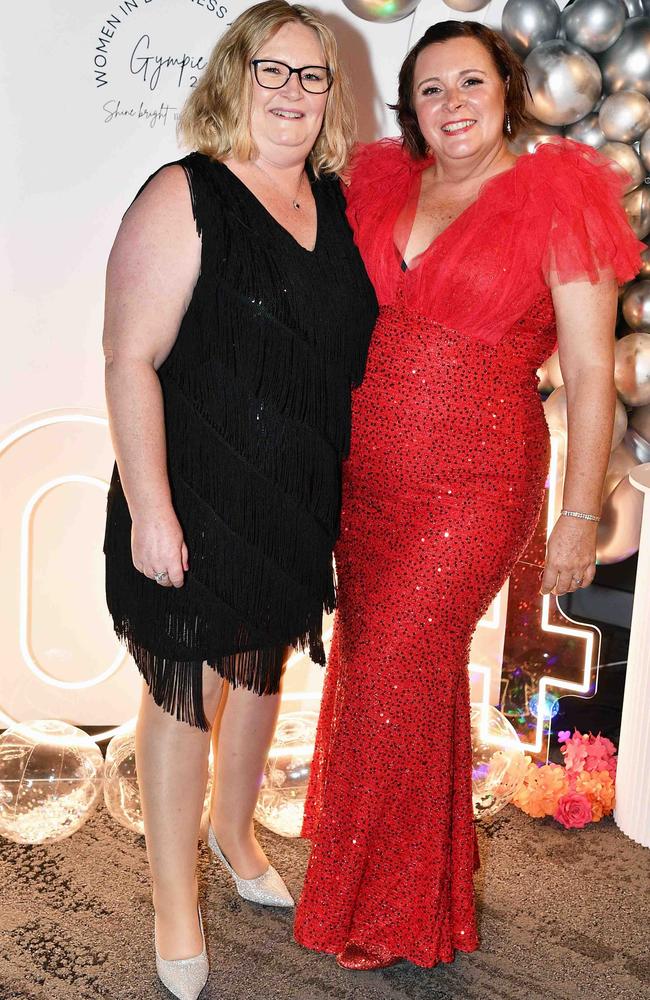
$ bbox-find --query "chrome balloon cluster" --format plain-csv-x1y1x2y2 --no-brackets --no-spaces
507,0,650,563
504,0,650,240
502,0,650,563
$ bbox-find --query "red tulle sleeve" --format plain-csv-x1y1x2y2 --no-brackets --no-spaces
534,140,645,287
344,139,427,303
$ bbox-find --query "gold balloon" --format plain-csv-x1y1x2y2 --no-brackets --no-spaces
602,440,639,500
623,186,650,239
599,141,645,192
614,332,650,404
630,401,650,439
539,348,564,388
442,0,491,10
543,384,567,434
596,475,644,563
622,279,650,332
543,384,627,449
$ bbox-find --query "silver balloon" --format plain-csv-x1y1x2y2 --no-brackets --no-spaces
623,185,650,238
341,0,422,21
524,41,602,126
509,118,564,154
599,91,650,141
614,331,650,404
599,140,645,191
600,17,650,98
442,0,491,9
564,111,607,147
502,0,561,57
623,279,650,330
626,426,650,461
639,244,650,277
562,0,626,54
621,0,649,16
640,127,650,169
630,401,650,439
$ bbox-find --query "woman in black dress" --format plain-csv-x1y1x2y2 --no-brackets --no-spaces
102,2,376,996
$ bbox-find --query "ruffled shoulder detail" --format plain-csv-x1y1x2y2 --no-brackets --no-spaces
514,139,644,286
345,139,422,228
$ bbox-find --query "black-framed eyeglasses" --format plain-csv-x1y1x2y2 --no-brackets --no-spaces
251,59,333,94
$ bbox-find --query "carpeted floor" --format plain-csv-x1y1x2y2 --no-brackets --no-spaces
0,805,648,1000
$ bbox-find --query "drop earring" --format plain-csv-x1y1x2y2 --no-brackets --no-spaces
505,112,512,136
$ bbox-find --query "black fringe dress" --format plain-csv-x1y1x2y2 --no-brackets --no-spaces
104,153,378,729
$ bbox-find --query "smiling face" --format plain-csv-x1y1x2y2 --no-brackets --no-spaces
249,21,330,166
412,37,508,164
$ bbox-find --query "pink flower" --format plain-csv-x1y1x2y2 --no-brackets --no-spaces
558,730,571,744
554,792,593,829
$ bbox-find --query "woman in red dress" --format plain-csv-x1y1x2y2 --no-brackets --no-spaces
294,21,644,971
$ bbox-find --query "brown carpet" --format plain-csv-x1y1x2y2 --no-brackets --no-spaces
0,806,648,1000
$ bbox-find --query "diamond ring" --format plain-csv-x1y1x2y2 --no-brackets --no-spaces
154,570,169,583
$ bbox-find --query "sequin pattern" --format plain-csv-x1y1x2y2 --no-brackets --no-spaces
294,286,557,967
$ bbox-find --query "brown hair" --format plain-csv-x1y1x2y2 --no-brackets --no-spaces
391,20,531,158
179,0,356,176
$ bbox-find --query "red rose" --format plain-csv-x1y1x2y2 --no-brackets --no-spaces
554,792,593,830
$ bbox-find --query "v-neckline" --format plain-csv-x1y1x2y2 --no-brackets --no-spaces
215,158,320,255
398,154,522,272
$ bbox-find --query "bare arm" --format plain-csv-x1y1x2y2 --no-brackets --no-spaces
540,277,618,596
103,165,201,587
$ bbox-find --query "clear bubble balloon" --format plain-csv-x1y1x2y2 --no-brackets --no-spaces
502,0,561,58
599,17,650,97
254,712,318,838
597,474,644,562
623,280,650,331
564,111,607,146
525,40,602,126
599,140,645,191
626,426,650,462
0,720,104,845
471,705,528,820
614,332,650,405
640,127,650,169
341,0,422,22
104,727,213,835
599,91,650,141
623,185,650,238
562,0,626,54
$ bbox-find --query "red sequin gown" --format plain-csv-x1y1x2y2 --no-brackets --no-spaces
294,140,643,967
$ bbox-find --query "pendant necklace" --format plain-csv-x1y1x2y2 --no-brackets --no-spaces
254,162,306,211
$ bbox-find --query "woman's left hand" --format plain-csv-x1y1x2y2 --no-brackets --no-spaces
540,516,598,596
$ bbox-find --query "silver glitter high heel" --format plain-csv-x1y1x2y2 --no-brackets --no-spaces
207,823,294,907
155,906,209,1000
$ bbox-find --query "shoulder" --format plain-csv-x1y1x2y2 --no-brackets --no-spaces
514,138,630,206
346,138,418,218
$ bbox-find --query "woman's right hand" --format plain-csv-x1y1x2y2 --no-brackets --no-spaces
131,510,189,588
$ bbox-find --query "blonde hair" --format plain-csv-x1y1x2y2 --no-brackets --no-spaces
178,0,356,176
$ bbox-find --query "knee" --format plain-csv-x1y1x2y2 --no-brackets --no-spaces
202,665,224,725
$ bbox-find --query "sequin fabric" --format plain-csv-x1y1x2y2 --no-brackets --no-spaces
294,139,644,968
294,286,556,966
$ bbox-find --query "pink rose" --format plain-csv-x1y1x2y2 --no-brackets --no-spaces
554,792,593,829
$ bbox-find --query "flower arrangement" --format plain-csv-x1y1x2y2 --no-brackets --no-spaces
512,730,617,829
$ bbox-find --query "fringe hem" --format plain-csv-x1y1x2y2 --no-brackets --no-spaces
121,629,306,732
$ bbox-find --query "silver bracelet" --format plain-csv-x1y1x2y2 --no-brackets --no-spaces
561,508,601,523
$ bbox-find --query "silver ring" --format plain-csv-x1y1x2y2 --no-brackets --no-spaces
572,576,583,585
154,570,169,583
